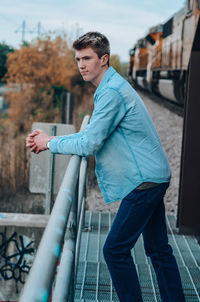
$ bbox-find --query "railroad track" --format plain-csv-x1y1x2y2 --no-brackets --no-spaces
134,85,184,118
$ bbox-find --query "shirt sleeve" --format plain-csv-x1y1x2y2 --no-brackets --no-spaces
49,88,126,156
56,131,84,140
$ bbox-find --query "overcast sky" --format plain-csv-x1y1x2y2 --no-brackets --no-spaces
0,0,185,62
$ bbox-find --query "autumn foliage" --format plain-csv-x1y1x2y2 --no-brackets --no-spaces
2,37,79,133
0,36,125,197
0,36,82,196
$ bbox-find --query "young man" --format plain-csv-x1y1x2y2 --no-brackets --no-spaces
26,32,185,302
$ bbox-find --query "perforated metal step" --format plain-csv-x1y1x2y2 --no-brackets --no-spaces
75,211,200,301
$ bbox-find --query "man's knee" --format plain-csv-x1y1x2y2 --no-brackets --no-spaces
103,237,121,263
144,243,173,260
103,238,131,264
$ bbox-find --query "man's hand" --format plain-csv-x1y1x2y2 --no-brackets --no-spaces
26,129,50,154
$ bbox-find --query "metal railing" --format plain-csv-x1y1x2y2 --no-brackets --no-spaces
19,115,90,302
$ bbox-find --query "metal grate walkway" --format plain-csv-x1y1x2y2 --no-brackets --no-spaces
75,211,200,301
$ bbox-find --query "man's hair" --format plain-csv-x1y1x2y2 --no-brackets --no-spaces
73,32,110,65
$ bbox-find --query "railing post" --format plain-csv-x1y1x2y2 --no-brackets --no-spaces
45,125,57,214
62,92,73,124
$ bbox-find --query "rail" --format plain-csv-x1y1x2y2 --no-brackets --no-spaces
19,115,90,302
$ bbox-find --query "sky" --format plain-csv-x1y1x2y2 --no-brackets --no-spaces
0,0,186,62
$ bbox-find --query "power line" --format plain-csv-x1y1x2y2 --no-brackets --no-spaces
15,21,46,44
31,22,47,39
15,20,31,43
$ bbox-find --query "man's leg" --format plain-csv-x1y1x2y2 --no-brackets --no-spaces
103,183,170,302
142,200,185,302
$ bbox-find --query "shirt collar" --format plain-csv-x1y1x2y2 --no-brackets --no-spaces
94,66,116,102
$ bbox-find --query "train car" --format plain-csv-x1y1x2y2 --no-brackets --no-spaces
129,0,200,104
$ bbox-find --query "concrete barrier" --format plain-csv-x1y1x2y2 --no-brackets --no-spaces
29,122,75,195
0,213,49,301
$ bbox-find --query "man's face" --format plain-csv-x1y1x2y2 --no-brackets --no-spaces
75,47,108,87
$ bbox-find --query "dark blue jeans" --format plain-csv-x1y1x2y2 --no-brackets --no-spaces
103,183,185,302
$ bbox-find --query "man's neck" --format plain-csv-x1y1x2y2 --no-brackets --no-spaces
92,65,109,87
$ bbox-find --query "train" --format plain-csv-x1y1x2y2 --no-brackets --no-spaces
129,0,200,104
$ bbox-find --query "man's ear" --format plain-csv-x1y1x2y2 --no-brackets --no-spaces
101,54,109,66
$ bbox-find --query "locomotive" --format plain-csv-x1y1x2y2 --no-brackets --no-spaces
129,0,200,104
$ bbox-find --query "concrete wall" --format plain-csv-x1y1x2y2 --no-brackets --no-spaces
0,213,49,301
29,122,75,194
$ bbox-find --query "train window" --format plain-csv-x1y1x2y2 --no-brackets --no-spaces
138,39,146,48
145,34,155,45
129,49,135,56
187,0,194,11
198,0,200,9
163,18,173,38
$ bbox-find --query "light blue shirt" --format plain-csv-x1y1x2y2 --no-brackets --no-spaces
49,67,171,203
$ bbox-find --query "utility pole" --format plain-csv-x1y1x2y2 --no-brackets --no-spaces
22,20,25,43
37,22,41,38
15,21,45,44
31,21,46,39
15,20,31,44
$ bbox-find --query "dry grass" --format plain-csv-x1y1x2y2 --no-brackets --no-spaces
0,130,30,197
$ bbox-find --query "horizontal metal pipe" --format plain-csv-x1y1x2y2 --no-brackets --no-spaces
52,236,75,301
77,157,88,224
80,115,90,131
75,196,86,283
53,156,88,301
20,156,81,302
19,115,90,302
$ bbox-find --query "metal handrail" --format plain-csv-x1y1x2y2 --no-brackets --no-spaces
19,115,90,302
52,156,88,301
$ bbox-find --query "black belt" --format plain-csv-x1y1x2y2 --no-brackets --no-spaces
136,182,160,190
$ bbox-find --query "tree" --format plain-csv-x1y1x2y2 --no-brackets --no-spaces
110,54,123,74
110,55,129,78
2,36,79,133
0,42,14,82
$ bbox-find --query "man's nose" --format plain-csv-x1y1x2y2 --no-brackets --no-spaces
79,60,86,69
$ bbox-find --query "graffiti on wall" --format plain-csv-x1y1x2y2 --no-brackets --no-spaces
0,227,35,293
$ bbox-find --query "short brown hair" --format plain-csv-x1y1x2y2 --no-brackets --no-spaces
73,32,110,65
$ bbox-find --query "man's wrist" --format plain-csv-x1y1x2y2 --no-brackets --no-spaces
46,136,57,149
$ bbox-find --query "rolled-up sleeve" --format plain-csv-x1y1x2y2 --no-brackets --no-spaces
49,88,126,156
